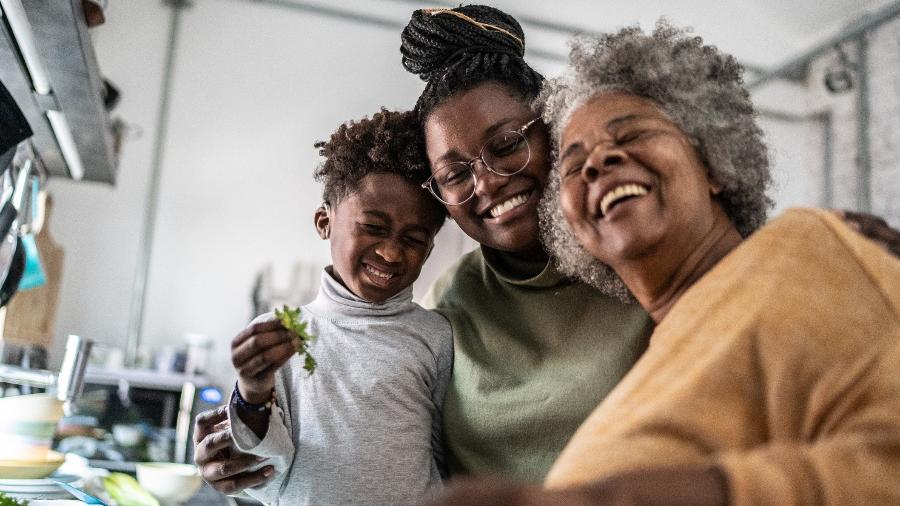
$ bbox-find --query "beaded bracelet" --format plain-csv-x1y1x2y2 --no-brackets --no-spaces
232,382,275,413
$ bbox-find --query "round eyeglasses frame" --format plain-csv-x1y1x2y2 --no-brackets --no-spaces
421,117,541,206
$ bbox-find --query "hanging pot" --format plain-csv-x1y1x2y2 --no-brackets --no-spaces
0,80,33,307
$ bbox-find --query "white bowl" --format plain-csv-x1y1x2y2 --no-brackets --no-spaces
0,394,64,462
112,424,144,447
0,393,64,421
136,462,202,504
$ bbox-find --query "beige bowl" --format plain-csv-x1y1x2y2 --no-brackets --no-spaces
136,463,202,504
0,449,65,479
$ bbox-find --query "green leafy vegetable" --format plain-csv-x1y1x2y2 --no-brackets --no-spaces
0,491,28,506
103,472,159,506
275,305,317,375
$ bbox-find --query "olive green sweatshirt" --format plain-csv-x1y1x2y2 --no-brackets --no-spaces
421,246,653,481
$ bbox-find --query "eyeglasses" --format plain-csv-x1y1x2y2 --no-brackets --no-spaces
422,117,540,206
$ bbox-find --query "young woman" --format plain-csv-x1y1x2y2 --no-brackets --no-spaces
402,5,652,480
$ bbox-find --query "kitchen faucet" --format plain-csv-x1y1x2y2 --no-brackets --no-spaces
0,334,93,413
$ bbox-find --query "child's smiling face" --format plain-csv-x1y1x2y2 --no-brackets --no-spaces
317,172,442,304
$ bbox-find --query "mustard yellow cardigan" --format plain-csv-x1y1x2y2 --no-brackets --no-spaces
547,208,900,505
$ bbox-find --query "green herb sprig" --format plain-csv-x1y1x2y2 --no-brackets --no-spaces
275,305,317,375
0,492,28,506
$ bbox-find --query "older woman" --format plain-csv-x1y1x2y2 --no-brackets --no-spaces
544,22,900,503
437,21,900,506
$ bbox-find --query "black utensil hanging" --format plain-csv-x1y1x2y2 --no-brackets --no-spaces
0,236,25,307
0,200,16,289
0,200,16,237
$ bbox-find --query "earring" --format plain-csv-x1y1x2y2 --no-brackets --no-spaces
321,202,332,238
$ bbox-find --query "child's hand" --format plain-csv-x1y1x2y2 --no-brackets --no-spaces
231,318,296,404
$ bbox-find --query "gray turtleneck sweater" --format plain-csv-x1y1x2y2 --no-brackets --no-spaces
228,269,453,506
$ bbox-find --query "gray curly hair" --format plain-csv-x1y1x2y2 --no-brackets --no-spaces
537,20,773,300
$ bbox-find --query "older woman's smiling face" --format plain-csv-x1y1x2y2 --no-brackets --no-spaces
557,92,725,267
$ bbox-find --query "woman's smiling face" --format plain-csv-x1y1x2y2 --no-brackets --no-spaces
557,92,725,267
424,82,551,255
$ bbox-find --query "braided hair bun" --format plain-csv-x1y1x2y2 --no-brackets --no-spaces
401,5,524,80
400,5,543,118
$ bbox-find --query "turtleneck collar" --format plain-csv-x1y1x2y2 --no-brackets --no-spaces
305,267,415,320
481,246,569,288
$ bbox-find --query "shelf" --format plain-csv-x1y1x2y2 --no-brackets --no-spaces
84,366,211,391
0,0,117,184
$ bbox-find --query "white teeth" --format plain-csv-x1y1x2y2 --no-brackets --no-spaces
365,265,394,280
599,184,649,217
489,192,531,218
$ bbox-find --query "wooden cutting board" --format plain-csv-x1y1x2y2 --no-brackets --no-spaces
2,196,64,349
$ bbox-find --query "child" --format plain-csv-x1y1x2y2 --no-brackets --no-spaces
226,109,452,505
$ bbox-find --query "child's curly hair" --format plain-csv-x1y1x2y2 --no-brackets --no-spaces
314,108,447,227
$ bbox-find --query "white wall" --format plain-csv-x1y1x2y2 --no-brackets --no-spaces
45,1,900,391
46,0,171,371
771,14,900,227
862,14,900,227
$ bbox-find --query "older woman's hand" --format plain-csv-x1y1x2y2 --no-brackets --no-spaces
574,466,728,506
835,209,900,257
430,466,727,506
193,405,274,495
429,480,596,506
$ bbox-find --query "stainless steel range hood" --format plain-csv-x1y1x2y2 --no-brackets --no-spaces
0,0,117,184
